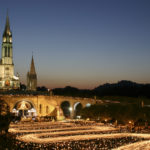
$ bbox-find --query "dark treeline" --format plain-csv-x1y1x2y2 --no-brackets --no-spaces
1,80,150,98
52,86,93,98
81,103,150,125
52,80,150,98
0,90,49,95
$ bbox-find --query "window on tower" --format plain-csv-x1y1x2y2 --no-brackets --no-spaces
8,47,10,57
5,67,9,70
5,47,7,57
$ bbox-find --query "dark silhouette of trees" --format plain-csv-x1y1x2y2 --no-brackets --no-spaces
94,80,150,98
52,80,150,99
0,100,11,134
37,86,49,92
52,86,93,98
81,103,150,125
20,83,26,90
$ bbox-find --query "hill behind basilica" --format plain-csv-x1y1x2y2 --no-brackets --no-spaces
52,80,150,99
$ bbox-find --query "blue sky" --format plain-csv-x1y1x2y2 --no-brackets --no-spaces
0,0,150,89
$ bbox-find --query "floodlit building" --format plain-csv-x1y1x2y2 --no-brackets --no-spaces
0,14,37,91
0,14,20,90
0,13,94,119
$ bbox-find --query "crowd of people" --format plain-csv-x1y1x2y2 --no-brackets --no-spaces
40,130,118,139
2,121,149,150
2,136,145,150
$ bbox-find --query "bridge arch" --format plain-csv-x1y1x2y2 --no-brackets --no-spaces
60,101,71,118
73,102,83,118
0,95,96,119
12,100,37,117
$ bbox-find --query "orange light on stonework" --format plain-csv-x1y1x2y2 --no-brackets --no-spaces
10,37,12,43
5,80,10,86
3,37,6,42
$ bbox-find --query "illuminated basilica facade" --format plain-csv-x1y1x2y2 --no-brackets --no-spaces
0,14,94,120
0,14,37,90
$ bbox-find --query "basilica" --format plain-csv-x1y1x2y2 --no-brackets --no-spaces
0,14,94,120
0,14,37,90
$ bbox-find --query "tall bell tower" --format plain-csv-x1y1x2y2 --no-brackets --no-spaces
1,13,13,65
0,13,20,90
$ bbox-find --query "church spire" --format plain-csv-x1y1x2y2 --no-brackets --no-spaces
30,55,36,74
3,12,11,37
1,11,13,64
27,55,37,91
0,12,20,90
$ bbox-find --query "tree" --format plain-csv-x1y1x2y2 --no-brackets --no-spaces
0,99,11,134
37,86,48,92
20,83,26,90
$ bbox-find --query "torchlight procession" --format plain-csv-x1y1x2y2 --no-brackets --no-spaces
1,0,150,149
6,121,150,149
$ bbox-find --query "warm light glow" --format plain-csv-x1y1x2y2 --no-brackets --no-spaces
10,37,12,43
3,37,6,42
69,107,72,112
9,122,150,149
86,103,91,107
19,101,27,110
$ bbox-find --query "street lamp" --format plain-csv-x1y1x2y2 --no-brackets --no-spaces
129,121,132,124
128,120,133,132
69,107,72,112
104,118,108,124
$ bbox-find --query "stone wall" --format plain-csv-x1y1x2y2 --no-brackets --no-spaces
0,95,99,118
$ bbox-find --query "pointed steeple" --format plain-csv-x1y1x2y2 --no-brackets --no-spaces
3,11,11,36
30,55,36,75
1,11,13,64
0,12,20,90
27,55,37,91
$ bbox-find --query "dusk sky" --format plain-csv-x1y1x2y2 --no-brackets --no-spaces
0,0,150,89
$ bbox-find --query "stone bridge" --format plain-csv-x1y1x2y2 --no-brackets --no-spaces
0,95,99,119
